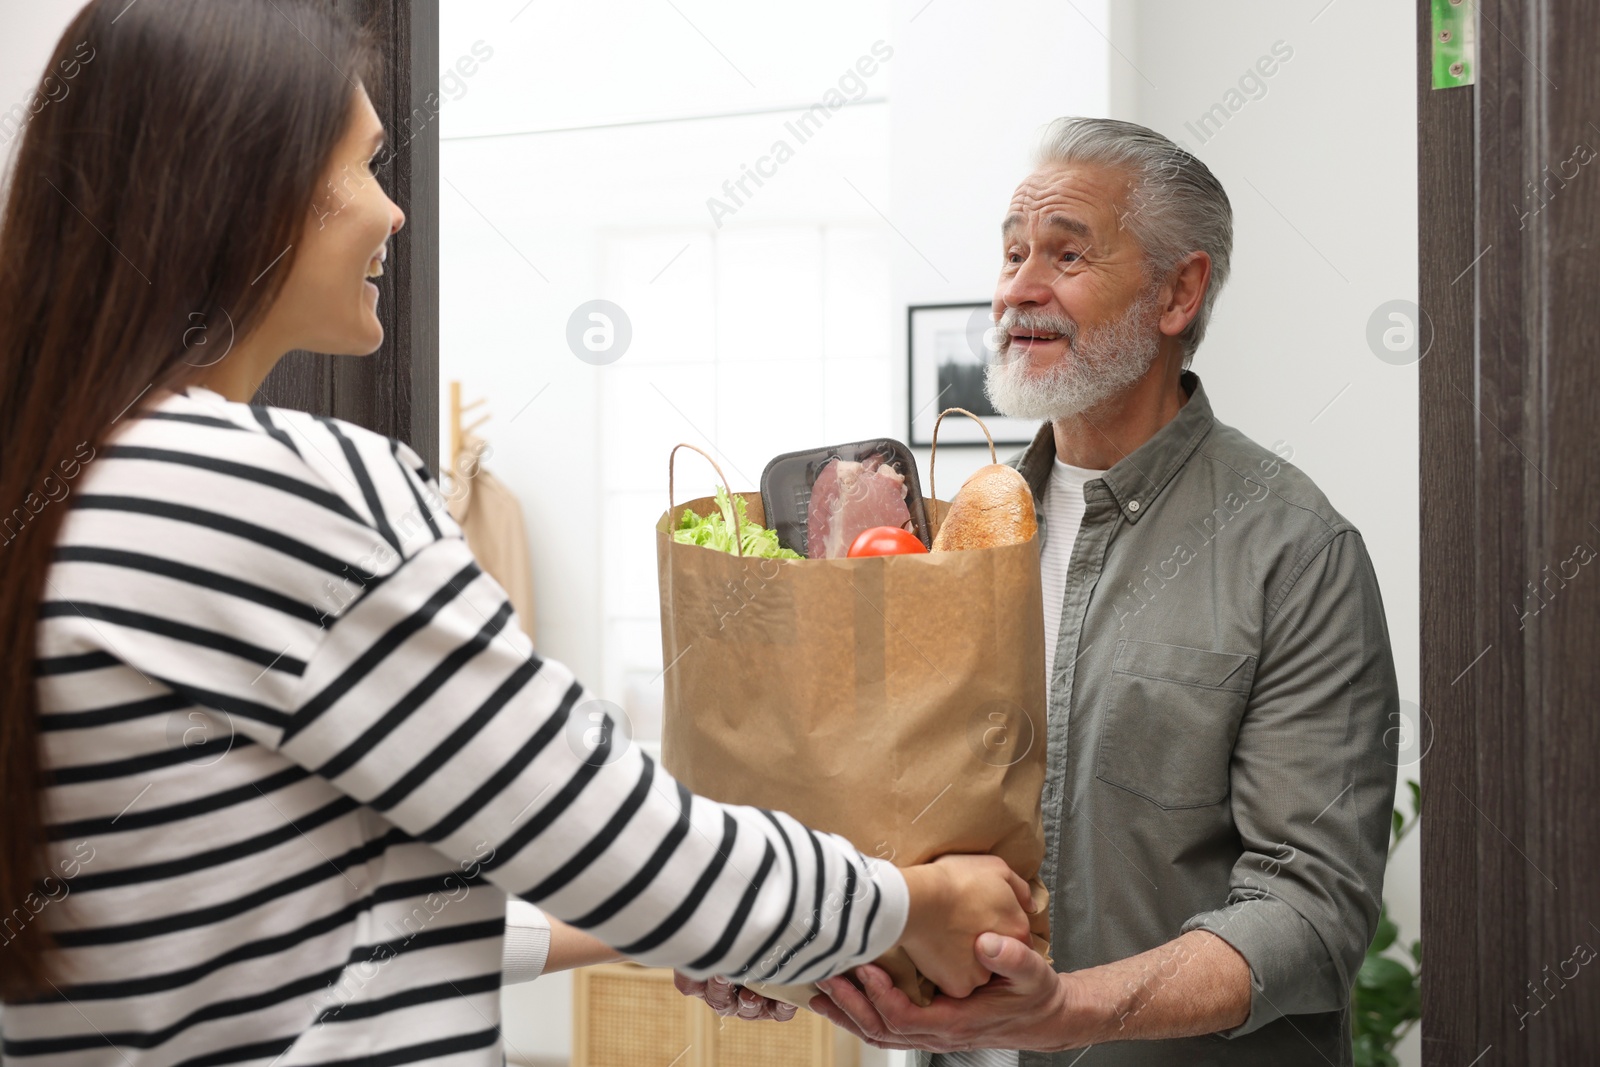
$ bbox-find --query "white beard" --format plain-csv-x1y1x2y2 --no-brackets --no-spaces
983,284,1164,421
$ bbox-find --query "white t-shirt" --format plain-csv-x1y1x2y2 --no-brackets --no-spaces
931,457,1104,1067
1042,457,1107,692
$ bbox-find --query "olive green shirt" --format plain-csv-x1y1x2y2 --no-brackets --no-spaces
924,371,1400,1066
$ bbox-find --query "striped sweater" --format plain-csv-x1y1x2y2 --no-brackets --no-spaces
4,383,906,1065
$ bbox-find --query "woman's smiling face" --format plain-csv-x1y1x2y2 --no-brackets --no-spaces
272,85,405,356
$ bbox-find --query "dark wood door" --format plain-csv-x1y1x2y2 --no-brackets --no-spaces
258,0,439,473
1419,0,1600,1062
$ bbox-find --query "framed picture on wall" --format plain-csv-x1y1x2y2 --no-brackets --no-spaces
907,302,1039,447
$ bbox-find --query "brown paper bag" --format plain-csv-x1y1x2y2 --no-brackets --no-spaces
655,436,1052,1010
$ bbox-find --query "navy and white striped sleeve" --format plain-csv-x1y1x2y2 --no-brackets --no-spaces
255,416,911,984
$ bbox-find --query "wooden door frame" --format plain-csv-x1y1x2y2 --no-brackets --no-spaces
259,0,439,471
1419,0,1600,1062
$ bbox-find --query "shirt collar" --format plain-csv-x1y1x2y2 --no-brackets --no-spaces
1015,370,1215,525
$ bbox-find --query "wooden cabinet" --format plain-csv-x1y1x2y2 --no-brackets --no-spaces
572,963,859,1067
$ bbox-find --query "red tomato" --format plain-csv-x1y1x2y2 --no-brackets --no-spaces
847,526,928,557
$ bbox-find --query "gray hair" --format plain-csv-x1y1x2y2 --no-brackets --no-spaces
1032,117,1233,366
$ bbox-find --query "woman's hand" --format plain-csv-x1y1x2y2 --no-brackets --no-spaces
897,853,1034,998
673,972,799,1022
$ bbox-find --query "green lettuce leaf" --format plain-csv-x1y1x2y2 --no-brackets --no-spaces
673,486,800,559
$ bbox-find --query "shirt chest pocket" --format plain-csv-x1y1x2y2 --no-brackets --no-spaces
1094,639,1257,810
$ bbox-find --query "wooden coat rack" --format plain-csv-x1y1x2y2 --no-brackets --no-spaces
448,380,491,476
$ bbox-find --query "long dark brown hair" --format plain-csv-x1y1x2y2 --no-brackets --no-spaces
0,0,377,996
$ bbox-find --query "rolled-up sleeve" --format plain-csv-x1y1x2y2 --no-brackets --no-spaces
1180,528,1399,1035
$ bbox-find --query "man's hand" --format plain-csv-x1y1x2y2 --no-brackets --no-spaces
673,972,798,1022
811,933,1095,1053
813,928,1253,1052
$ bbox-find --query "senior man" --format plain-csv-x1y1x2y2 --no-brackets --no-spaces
680,116,1400,1066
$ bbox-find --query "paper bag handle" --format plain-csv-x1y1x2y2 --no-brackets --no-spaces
667,442,745,558
928,407,998,511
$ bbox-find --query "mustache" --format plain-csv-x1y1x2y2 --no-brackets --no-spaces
994,307,1078,352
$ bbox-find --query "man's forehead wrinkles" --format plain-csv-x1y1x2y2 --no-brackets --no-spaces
1004,193,1104,239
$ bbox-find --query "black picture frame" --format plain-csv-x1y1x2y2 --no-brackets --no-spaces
906,301,1038,447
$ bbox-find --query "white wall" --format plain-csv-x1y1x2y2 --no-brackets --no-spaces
443,3,1116,1062
888,0,1113,496
1122,2,1421,1063
883,4,1420,1064
441,5,906,1059
0,2,83,178
889,2,1419,1063
1,1,1418,1062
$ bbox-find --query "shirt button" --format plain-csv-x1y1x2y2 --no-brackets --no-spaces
1127,500,1141,513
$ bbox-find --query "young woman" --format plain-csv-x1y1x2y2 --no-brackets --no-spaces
0,2,1033,1062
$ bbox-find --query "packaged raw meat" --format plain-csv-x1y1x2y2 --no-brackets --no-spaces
760,438,931,558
